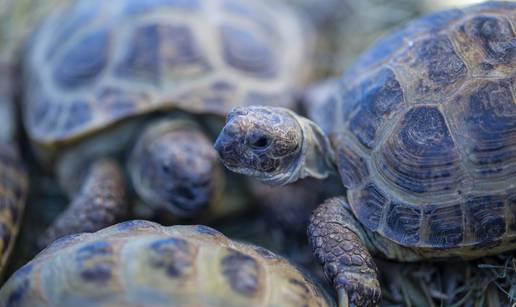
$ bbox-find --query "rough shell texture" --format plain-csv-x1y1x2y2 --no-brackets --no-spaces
0,220,333,307
0,143,27,277
310,2,516,250
23,0,308,148
0,0,51,277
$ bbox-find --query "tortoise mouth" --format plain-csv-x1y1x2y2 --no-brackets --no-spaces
214,135,279,180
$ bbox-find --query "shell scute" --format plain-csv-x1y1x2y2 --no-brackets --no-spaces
75,240,115,282
384,201,422,245
452,13,515,77
148,237,196,278
351,183,388,231
347,68,404,149
220,24,277,78
466,194,506,244
116,25,163,84
160,25,212,77
221,249,262,297
416,35,467,87
46,2,100,61
461,79,516,177
465,16,515,64
53,28,110,89
116,23,211,82
376,106,463,195
96,87,147,120
62,101,92,133
392,34,467,102
424,203,464,248
334,139,369,189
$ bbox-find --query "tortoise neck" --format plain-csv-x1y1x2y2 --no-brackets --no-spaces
282,112,337,184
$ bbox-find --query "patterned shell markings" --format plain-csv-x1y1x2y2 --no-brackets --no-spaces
23,0,307,146
320,2,516,249
0,221,333,307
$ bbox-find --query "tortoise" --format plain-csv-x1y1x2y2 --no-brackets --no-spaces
214,2,516,306
0,0,70,276
22,0,310,246
0,220,334,307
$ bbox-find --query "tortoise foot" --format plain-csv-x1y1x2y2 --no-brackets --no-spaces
309,197,381,307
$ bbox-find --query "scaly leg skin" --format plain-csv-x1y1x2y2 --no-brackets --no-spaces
308,196,381,307
39,159,127,248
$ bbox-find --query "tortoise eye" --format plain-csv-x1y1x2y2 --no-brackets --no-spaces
248,133,270,149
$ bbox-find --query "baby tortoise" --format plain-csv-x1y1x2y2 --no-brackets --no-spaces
22,0,310,245
215,2,516,306
0,220,335,307
0,0,67,276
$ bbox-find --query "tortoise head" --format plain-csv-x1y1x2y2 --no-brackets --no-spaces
129,119,222,217
214,106,305,185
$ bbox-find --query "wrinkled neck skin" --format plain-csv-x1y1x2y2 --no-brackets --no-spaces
267,111,337,186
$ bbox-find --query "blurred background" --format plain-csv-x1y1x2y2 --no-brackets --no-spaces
4,0,514,306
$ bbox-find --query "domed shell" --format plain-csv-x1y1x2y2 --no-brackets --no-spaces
312,2,516,250
0,220,334,307
24,0,309,147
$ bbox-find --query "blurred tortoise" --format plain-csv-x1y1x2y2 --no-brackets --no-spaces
215,2,516,306
0,0,68,276
22,0,310,245
0,220,334,307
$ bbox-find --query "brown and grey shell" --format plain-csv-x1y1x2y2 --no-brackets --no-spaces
0,220,334,307
0,0,54,277
23,0,309,150
311,2,516,251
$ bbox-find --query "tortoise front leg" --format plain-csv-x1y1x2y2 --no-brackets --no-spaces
39,159,127,247
309,196,381,307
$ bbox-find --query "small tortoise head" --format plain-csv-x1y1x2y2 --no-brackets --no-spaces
214,106,304,185
129,120,222,217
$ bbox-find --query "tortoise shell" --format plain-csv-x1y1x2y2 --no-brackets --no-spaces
0,0,55,276
0,145,27,276
23,0,308,148
0,220,333,307
310,2,516,249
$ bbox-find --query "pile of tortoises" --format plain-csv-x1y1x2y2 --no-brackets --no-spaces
0,0,514,306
